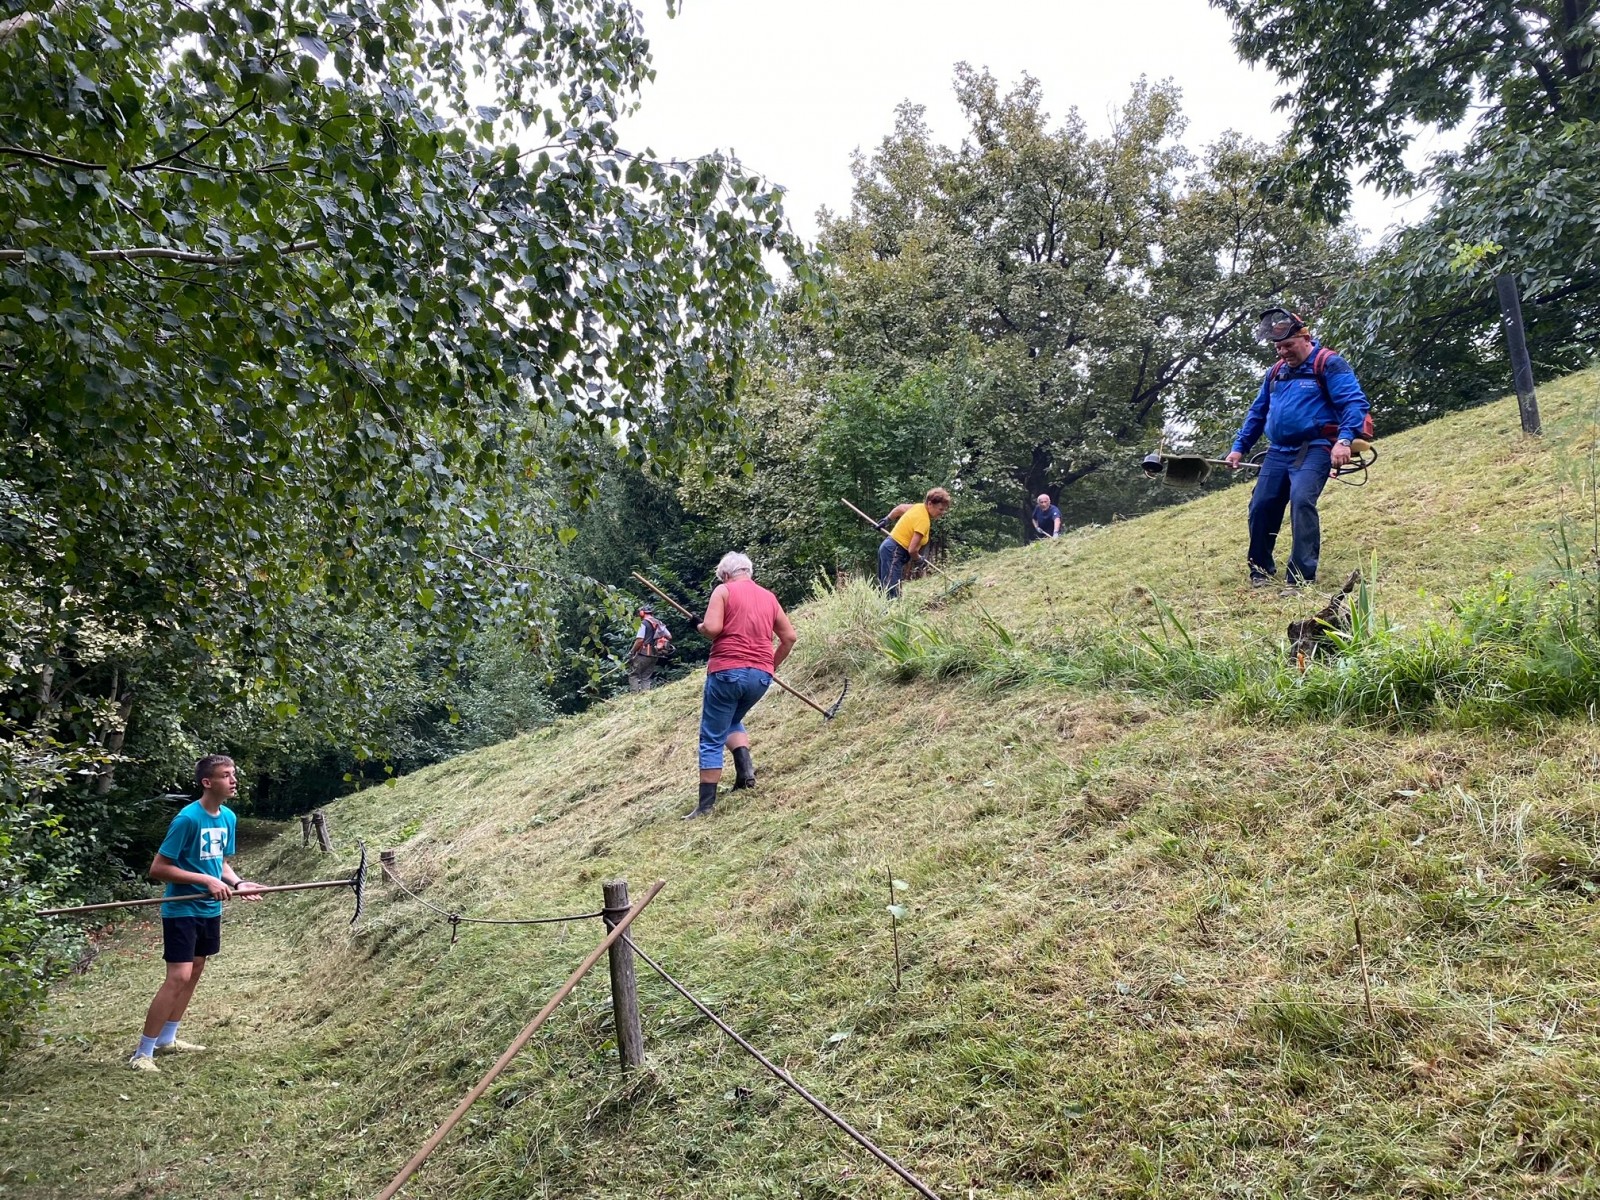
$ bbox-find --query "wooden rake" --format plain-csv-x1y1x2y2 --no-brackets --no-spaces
630,571,849,721
39,840,370,927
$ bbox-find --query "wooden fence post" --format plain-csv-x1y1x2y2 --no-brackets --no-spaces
601,878,645,1071
300,815,312,847
311,809,333,853
380,848,396,876
1495,272,1542,435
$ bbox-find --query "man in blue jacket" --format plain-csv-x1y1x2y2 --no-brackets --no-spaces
1226,308,1370,588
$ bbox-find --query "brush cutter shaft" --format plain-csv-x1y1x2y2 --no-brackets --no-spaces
629,572,845,720
38,877,353,917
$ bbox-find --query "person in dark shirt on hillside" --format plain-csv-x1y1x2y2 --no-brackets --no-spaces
129,755,261,1072
1226,307,1370,589
684,552,798,820
1030,493,1061,539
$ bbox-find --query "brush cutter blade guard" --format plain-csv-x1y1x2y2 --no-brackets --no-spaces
1142,452,1214,489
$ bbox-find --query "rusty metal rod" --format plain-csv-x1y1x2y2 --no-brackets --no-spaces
374,878,666,1200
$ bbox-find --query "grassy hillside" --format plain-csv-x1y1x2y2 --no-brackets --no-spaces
4,376,1600,1200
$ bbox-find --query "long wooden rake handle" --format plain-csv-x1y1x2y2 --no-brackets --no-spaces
38,877,354,916
629,572,843,720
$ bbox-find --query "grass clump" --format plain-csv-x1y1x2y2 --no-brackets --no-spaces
880,544,1600,730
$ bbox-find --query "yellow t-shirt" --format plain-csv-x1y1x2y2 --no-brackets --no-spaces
889,503,931,551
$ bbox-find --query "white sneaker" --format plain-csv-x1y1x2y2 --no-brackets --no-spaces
127,1054,160,1073
154,1037,207,1055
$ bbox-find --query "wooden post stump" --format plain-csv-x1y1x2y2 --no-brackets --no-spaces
380,848,396,877
311,809,333,853
300,815,313,847
1495,272,1541,435
601,878,645,1071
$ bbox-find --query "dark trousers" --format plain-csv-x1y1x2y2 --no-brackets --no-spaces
1247,442,1332,585
628,654,660,692
877,537,911,598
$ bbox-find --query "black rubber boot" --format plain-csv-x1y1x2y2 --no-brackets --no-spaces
731,746,756,790
683,781,718,820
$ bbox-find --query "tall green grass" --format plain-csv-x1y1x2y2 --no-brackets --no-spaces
878,545,1600,727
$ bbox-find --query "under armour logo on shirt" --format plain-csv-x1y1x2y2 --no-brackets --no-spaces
199,828,227,860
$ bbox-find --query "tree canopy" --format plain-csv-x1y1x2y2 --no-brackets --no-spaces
1,0,804,755
1210,0,1599,217
0,0,804,1048
794,69,1351,534
1214,0,1600,418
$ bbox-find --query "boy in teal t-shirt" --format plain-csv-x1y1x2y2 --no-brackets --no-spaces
129,754,261,1072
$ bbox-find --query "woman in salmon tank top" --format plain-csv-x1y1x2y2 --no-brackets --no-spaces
684,552,799,820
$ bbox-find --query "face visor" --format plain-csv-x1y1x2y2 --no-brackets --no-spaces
1254,307,1306,344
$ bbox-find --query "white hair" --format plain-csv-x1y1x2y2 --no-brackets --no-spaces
715,551,754,581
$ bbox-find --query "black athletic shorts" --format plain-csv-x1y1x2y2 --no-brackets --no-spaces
162,915,222,963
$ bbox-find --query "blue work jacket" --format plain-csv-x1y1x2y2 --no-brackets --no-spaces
1231,341,1370,454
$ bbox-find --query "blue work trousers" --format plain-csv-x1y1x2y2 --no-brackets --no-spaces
877,537,911,599
698,668,773,770
1246,442,1332,585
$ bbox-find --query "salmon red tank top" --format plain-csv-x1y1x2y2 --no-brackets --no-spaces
706,578,780,673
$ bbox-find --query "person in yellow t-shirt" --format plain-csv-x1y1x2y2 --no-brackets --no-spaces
877,487,952,598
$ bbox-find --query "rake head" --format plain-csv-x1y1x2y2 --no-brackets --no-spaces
349,840,367,927
822,677,849,720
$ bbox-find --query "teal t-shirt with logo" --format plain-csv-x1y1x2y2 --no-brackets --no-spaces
158,801,237,918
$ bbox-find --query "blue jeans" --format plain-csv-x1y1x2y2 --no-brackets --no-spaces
698,668,773,770
877,537,910,598
1247,442,1332,584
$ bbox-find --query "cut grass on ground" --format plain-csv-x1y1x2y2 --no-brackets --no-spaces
3,377,1600,1200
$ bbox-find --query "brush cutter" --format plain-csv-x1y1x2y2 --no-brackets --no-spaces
839,497,976,597
629,572,849,721
1140,440,1376,489
39,841,369,927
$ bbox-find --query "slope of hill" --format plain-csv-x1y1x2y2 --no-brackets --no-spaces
3,376,1599,1200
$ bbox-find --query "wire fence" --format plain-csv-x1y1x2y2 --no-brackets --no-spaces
379,860,606,942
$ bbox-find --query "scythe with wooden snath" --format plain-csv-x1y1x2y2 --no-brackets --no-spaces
39,841,369,927
629,572,848,721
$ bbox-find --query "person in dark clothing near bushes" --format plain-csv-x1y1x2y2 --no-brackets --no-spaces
627,604,673,692
684,552,798,820
1226,307,1370,588
1030,493,1061,539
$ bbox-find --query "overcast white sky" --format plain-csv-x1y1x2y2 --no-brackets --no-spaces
615,0,1442,246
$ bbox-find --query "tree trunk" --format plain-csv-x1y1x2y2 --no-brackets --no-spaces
94,686,135,796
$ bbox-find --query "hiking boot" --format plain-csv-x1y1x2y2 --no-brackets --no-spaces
1249,576,1274,590
155,1038,207,1055
127,1054,160,1073
731,746,756,790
